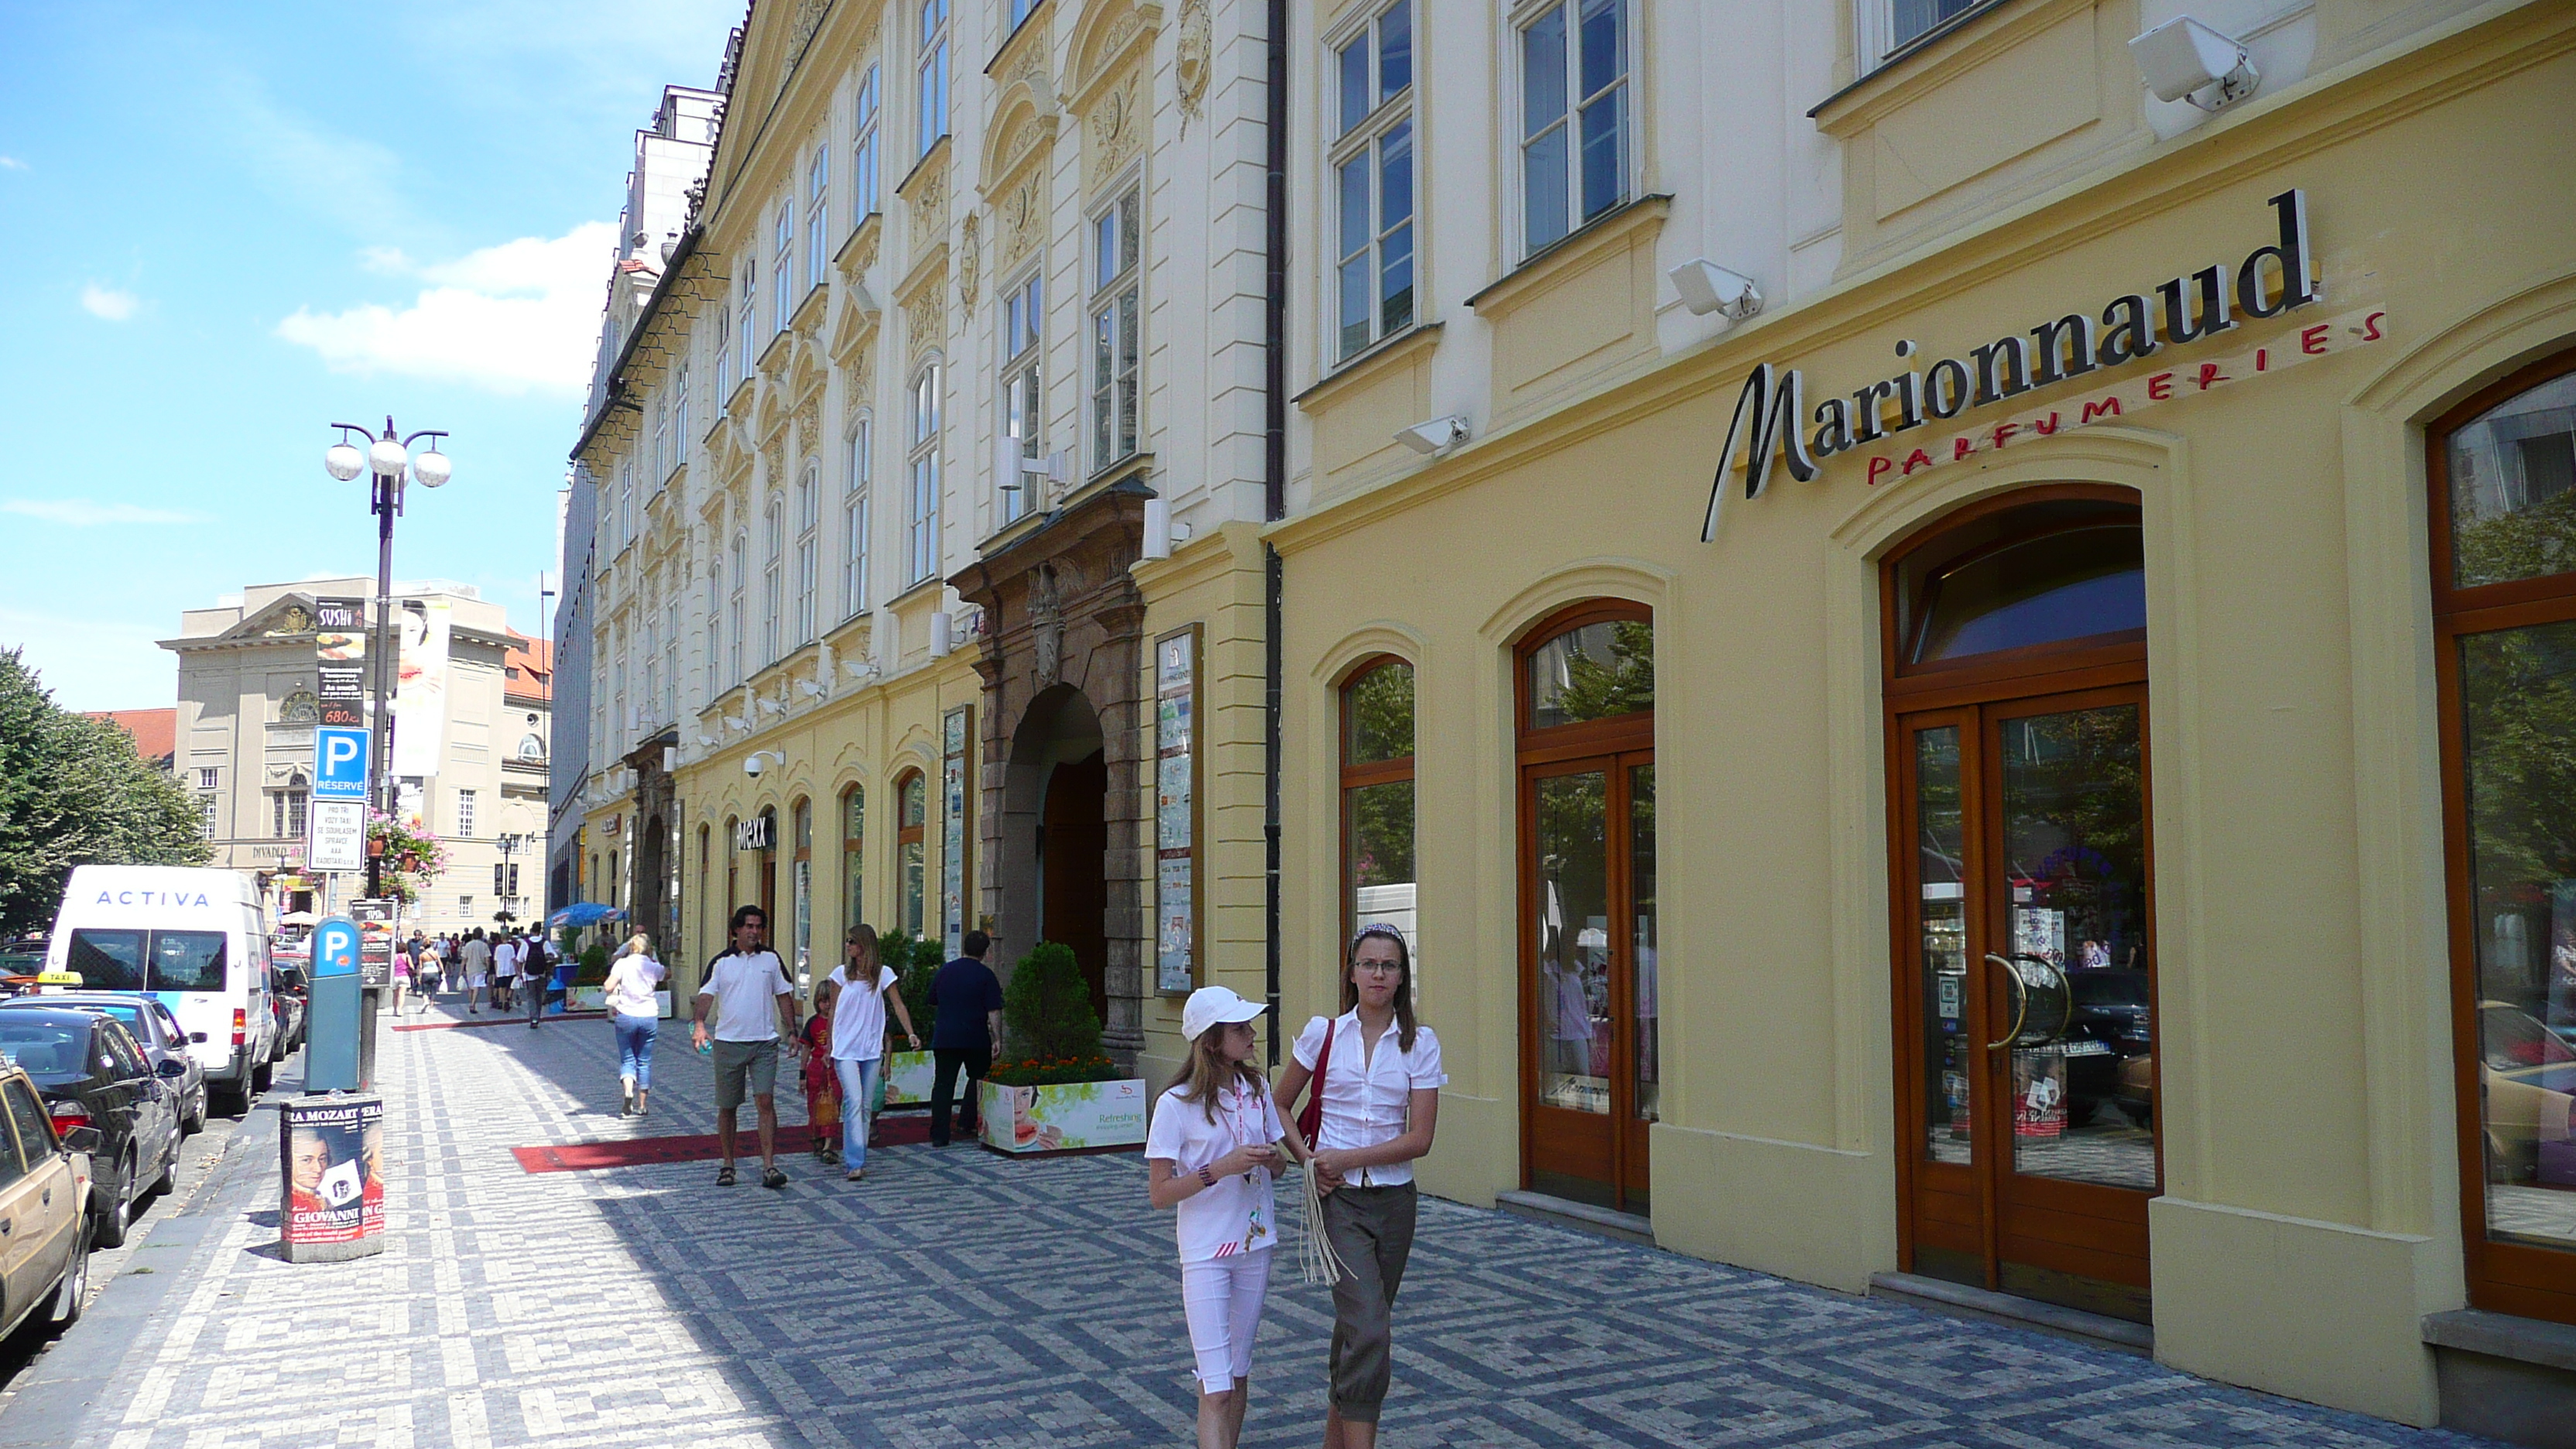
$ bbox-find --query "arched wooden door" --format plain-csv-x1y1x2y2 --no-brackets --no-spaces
1886,488,2160,1324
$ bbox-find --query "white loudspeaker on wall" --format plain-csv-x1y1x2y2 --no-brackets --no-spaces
930,610,953,658
1143,495,1173,559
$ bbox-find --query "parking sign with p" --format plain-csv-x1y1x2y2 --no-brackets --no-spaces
314,726,371,801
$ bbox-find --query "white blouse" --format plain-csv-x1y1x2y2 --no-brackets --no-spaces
1292,1011,1447,1189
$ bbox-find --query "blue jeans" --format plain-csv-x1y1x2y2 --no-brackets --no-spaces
834,1056,881,1168
615,1014,659,1091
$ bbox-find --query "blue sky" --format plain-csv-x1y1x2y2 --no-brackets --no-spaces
0,0,742,711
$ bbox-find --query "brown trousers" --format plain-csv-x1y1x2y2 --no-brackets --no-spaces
1321,1182,1417,1423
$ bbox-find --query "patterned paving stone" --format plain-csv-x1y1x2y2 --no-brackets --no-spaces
3,999,2510,1448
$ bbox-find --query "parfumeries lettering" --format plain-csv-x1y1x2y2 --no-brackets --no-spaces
1701,190,2381,541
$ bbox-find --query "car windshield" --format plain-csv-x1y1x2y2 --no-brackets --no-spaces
63,928,226,993
0,1020,93,1084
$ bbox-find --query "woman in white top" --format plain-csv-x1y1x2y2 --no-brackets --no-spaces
602,933,666,1116
817,924,920,1182
1275,924,1445,1449
1147,986,1312,1449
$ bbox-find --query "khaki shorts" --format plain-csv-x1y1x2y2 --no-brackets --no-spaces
711,1038,781,1110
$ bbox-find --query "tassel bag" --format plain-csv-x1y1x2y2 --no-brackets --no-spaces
1291,1019,1351,1286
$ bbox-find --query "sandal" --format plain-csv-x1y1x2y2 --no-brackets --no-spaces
762,1166,789,1190
844,1168,865,1182
715,1165,736,1187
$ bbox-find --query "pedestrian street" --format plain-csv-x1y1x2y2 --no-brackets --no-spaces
0,1003,2507,1449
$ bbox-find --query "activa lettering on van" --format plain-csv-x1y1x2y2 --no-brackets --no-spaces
1703,190,2323,540
95,889,217,908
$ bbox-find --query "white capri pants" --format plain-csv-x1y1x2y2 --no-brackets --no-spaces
1180,1250,1273,1393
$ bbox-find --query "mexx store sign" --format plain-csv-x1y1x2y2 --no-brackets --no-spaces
1701,190,2389,541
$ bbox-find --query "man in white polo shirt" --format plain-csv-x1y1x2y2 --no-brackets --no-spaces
692,904,800,1189
491,932,520,1012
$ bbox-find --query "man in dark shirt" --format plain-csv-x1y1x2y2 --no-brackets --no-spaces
927,930,1005,1146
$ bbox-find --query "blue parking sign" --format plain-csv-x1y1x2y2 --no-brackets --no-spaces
313,727,370,800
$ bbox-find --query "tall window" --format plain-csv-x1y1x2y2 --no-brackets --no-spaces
200,795,218,839
653,392,670,485
1000,271,1043,523
714,294,732,400
697,824,712,959
642,610,660,726
909,362,943,584
621,457,637,544
1090,189,1142,473
729,530,748,682
457,787,478,839
663,598,680,721
806,144,831,293
917,0,951,157
676,363,691,454
852,64,882,221
844,418,874,618
795,465,820,644
792,798,814,979
1331,1,1415,361
706,567,726,702
897,769,927,936
841,785,865,936
773,200,796,334
2434,350,2576,1325
762,495,786,663
738,255,758,365
1341,659,1416,955
272,776,309,838
1519,0,1629,255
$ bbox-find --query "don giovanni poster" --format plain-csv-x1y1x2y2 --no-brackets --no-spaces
281,1096,385,1245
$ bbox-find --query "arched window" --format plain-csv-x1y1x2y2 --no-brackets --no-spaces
1340,658,1416,959
763,495,786,664
1516,600,1654,1214
909,361,944,584
791,798,814,981
841,785,866,939
896,769,927,937
279,689,319,724
2433,348,2576,1324
1891,495,2146,671
518,734,546,762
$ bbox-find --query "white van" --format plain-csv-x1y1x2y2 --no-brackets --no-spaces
43,866,279,1111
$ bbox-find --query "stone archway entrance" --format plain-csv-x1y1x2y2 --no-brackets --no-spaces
1005,685,1110,1023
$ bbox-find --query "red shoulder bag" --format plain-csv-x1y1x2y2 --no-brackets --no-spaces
1296,1018,1334,1144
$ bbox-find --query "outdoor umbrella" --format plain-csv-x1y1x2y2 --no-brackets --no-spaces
547,903,628,929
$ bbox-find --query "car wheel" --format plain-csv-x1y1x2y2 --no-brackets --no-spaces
93,1166,132,1249
251,1057,274,1094
183,1086,207,1136
211,1082,247,1118
48,1222,90,1330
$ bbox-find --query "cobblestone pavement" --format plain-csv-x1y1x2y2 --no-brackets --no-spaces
0,998,2508,1448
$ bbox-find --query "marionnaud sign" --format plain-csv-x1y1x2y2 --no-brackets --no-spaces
1703,190,2388,540
313,726,370,801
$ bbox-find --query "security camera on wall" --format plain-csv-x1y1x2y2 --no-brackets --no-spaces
1395,416,1470,456
743,753,765,778
1670,259,1762,322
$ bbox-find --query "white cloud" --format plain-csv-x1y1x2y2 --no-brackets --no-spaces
80,284,140,320
274,221,615,396
3,500,210,526
0,156,26,171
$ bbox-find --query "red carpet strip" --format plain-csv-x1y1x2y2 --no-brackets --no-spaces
512,1113,931,1172
394,1012,607,1032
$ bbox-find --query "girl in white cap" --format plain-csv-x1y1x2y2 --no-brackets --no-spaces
1146,985,1312,1449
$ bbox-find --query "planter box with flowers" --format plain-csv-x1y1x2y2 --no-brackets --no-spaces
872,930,947,1106
977,942,1145,1154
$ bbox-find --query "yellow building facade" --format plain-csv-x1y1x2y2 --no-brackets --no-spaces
1273,0,2576,1437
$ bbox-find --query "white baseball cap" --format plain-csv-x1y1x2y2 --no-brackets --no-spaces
1182,985,1266,1041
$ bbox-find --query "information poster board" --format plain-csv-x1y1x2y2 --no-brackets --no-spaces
350,899,394,988
1154,627,1200,995
308,800,365,873
941,705,971,959
314,597,367,728
281,1094,384,1251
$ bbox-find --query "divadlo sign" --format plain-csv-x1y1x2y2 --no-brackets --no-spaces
1701,190,2389,540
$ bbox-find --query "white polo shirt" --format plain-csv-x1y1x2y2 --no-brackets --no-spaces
696,950,793,1043
1146,1080,1285,1262
1292,1012,1447,1189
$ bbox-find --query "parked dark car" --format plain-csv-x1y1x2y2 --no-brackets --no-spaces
0,1007,181,1249
0,937,46,999
14,994,208,1136
270,965,308,1057
2057,969,2153,1128
0,1057,94,1340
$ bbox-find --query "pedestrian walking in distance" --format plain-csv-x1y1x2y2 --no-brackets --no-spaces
926,930,1005,1147
691,905,800,1188
820,924,920,1182
391,935,414,1017
522,929,550,1029
461,930,491,1013
1275,925,1445,1449
1148,986,1311,1449
492,931,520,1013
605,933,664,1116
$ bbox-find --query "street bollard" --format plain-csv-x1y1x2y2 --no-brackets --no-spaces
280,1092,385,1262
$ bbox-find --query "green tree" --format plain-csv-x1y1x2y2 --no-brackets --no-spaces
0,649,211,937
1002,940,1103,1060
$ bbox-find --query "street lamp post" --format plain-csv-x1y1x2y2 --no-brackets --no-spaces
324,417,450,1089
494,831,525,930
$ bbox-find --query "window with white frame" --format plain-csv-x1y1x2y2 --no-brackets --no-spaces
795,464,820,644
621,457,638,545
1009,0,1040,31
773,200,796,334
917,0,951,157
1885,0,1982,60
196,766,218,791
199,795,218,839
642,611,660,727
706,568,726,702
676,363,691,454
1000,271,1042,523
729,529,748,682
272,779,308,838
738,255,759,364
1517,0,1629,256
1331,1,1415,361
611,638,627,742
663,598,680,721
844,417,874,617
1089,188,1142,473
852,64,882,221
714,296,732,401
763,495,786,663
807,145,831,292
457,787,478,839
909,361,943,584
653,392,670,485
